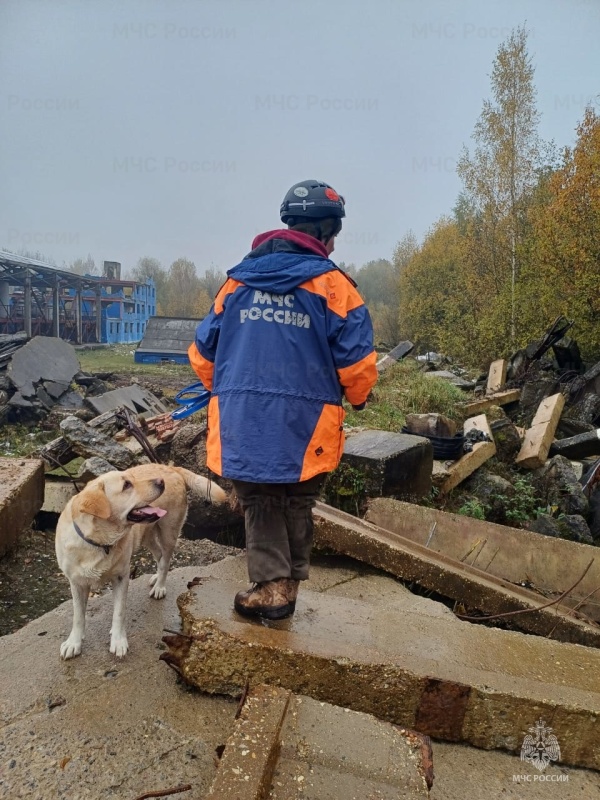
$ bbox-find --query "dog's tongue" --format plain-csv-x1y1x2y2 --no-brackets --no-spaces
138,506,167,518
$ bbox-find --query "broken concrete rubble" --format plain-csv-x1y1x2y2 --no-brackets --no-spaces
312,502,600,645
59,415,136,470
538,455,589,517
527,513,594,545
7,336,79,398
163,566,600,770
365,496,600,624
75,456,117,481
206,684,432,798
3,336,80,423
84,383,167,417
489,415,522,462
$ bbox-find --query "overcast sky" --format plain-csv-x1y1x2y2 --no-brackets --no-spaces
1,0,598,276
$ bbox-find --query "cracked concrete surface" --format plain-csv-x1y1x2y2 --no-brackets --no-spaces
1,554,599,799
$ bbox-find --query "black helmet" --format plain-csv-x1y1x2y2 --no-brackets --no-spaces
280,179,345,224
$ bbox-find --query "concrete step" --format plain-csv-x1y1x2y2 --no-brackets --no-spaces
0,456,44,556
163,569,600,770
208,684,431,798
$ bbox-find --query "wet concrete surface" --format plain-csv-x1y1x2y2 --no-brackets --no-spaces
210,683,431,798
271,691,431,798
1,555,599,798
168,557,600,769
313,502,600,646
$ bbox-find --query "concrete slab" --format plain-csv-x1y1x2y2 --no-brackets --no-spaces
0,565,238,800
272,692,431,798
164,572,600,769
85,385,167,417
6,336,79,398
343,430,433,500
516,393,566,469
366,497,600,624
550,429,600,459
208,683,431,798
313,503,600,646
376,340,414,373
1,558,599,798
486,359,508,394
41,479,78,514
461,388,521,415
0,457,45,556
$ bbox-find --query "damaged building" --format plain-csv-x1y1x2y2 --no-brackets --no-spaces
0,251,156,345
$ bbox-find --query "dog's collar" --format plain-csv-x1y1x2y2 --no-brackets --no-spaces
73,521,111,555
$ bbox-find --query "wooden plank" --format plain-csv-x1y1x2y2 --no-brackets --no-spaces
531,392,566,426
486,359,507,394
461,388,520,415
516,393,565,469
434,414,496,494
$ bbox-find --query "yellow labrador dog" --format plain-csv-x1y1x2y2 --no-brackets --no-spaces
55,463,227,660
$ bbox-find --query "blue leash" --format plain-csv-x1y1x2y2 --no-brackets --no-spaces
171,382,211,420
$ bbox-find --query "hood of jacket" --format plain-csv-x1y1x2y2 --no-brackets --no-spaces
227,229,335,294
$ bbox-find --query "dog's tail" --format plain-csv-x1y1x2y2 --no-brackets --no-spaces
171,467,228,504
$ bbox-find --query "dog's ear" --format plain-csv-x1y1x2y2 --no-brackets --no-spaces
74,485,112,520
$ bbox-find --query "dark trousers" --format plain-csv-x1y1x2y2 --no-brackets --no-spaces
231,475,325,583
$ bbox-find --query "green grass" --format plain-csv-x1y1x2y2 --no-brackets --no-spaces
77,344,195,397
344,359,467,430
0,425,56,458
77,344,194,380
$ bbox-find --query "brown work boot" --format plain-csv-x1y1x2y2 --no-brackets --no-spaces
234,578,299,620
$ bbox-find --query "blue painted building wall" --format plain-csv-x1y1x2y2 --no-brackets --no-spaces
62,278,156,344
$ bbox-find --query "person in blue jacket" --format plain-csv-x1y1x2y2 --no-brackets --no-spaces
189,180,377,619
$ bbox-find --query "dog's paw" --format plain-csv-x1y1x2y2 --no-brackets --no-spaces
149,583,166,600
60,637,82,660
109,634,129,658
148,574,158,587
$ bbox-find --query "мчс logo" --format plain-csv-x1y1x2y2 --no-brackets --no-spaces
520,719,561,772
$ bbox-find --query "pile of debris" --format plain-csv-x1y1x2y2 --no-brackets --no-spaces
38,402,241,540
0,334,115,426
358,318,600,547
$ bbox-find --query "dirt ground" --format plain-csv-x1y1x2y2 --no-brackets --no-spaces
0,525,240,637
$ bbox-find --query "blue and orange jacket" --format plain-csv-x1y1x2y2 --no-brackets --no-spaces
189,229,377,483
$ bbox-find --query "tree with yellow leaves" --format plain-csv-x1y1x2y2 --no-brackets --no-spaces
524,107,600,358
